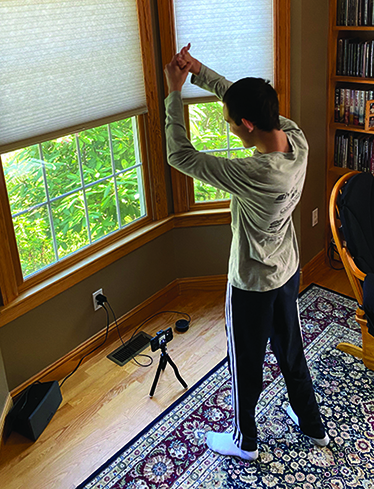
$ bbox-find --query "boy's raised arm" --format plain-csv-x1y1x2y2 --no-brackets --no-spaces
174,43,231,100
164,54,191,94
176,43,202,75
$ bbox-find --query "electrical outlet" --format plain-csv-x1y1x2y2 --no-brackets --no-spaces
312,208,318,227
92,288,103,311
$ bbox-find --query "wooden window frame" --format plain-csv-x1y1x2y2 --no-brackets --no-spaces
0,0,168,323
157,0,290,214
0,0,290,328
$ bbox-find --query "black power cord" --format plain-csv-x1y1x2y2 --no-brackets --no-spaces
328,238,344,271
3,381,43,441
59,293,191,386
98,294,154,368
59,301,110,388
97,293,192,368
123,309,191,367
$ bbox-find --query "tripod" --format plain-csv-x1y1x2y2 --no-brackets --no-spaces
149,340,188,397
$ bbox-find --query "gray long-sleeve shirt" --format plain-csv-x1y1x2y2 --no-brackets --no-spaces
165,65,308,292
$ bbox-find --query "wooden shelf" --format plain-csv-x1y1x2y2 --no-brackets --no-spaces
328,165,355,175
333,122,370,133
325,0,374,255
333,76,374,83
334,26,374,31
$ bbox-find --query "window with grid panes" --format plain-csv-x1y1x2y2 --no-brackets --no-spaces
0,0,289,321
0,0,158,283
1,118,145,278
162,0,281,208
188,101,255,202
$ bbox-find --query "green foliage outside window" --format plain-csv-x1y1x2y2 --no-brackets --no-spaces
2,118,144,277
2,102,255,278
189,101,254,202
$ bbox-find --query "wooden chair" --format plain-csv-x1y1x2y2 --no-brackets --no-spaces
329,171,374,371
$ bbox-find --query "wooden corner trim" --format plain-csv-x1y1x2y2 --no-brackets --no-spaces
178,275,227,293
274,0,291,118
301,249,326,285
0,394,13,448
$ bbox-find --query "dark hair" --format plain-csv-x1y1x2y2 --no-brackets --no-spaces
223,77,280,131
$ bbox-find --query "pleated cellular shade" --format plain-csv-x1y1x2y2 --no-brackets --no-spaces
174,0,274,101
0,0,146,150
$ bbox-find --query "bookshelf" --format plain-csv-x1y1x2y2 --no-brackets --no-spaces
326,0,374,253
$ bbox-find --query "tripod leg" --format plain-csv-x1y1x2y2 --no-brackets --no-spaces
166,355,188,389
160,354,167,371
150,355,166,398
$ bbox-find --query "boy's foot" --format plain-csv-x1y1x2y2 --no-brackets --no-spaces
205,431,258,461
286,405,330,447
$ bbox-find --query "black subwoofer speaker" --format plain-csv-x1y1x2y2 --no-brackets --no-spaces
8,381,62,441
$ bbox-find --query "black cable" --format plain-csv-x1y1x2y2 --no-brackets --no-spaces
11,381,41,415
126,310,191,348
107,304,191,367
4,380,48,440
106,301,125,346
59,292,191,384
59,304,110,388
126,349,153,368
106,299,153,368
328,241,344,270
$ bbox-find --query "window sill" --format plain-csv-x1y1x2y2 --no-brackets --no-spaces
0,208,231,328
174,207,231,227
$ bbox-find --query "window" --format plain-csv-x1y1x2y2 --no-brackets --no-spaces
158,0,290,212
176,0,273,207
2,118,145,278
0,0,289,324
188,101,255,202
0,0,166,315
0,0,147,147
175,1,274,100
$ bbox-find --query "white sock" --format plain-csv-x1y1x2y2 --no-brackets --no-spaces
205,432,258,461
286,405,330,447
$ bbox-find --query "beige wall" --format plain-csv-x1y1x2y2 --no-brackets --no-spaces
0,1,329,392
291,0,329,266
0,226,231,390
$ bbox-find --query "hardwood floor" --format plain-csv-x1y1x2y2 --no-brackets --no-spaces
0,261,354,489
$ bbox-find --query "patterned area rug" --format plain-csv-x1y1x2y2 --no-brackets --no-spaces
76,284,374,489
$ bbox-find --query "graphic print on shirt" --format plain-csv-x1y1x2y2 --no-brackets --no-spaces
275,193,288,203
268,218,284,232
274,186,302,215
268,186,301,232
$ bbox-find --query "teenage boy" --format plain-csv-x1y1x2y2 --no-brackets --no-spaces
164,45,329,461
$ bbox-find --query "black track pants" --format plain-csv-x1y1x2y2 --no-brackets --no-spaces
225,268,325,451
